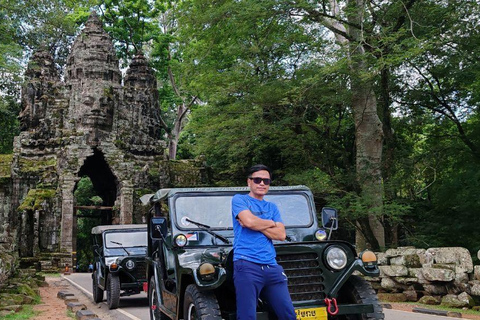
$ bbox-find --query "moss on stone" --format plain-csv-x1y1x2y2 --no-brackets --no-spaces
0,154,13,178
18,189,56,211
18,157,56,174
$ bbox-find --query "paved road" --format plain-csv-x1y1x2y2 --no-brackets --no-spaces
65,273,460,320
64,273,149,320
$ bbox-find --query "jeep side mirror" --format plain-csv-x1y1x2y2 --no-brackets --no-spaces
150,217,168,240
321,207,338,230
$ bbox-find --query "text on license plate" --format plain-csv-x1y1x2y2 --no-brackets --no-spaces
295,307,327,320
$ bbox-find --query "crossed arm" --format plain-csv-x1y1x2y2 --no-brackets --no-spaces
236,210,286,241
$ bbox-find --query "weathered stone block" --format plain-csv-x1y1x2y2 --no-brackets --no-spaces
380,278,398,291
425,247,473,273
376,252,388,265
379,265,408,277
422,267,455,282
390,254,422,268
64,296,79,304
385,246,416,257
458,292,475,307
57,291,74,299
67,302,87,313
408,268,428,283
441,294,470,308
395,277,419,285
474,265,480,280
76,309,97,320
470,280,480,296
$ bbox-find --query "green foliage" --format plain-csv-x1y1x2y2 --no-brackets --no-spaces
74,177,102,270
101,0,161,64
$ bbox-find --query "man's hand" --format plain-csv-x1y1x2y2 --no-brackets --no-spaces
261,221,286,241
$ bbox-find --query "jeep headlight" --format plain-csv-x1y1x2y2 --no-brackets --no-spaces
105,257,119,267
125,259,135,270
325,246,347,270
174,234,188,247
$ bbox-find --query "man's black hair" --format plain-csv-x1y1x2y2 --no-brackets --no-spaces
247,164,272,177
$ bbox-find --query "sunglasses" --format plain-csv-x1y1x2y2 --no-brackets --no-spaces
248,177,271,185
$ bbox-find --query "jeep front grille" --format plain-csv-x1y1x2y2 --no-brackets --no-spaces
276,252,326,302
132,261,147,281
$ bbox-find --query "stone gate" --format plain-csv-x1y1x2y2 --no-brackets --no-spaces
0,13,208,275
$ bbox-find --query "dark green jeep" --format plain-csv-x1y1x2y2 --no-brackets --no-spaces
91,224,148,309
143,186,384,320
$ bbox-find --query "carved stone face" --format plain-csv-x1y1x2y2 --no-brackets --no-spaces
79,92,114,129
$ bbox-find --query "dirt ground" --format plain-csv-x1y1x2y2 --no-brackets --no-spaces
32,276,119,320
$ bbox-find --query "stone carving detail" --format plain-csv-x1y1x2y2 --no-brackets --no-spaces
19,49,60,136
65,12,121,134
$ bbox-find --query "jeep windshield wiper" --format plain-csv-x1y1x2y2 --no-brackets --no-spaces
110,241,131,255
185,218,231,244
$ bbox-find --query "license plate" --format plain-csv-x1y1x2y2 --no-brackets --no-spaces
295,307,327,320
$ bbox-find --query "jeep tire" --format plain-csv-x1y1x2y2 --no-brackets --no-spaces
106,273,120,309
335,275,384,320
183,284,221,320
92,271,104,303
149,276,169,320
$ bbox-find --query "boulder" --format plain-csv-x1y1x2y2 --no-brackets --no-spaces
418,295,441,305
422,267,455,282
469,280,480,296
380,278,400,292
474,265,480,281
379,265,408,277
425,247,473,273
441,294,469,308
458,292,475,308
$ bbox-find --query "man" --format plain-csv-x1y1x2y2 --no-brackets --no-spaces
231,164,296,320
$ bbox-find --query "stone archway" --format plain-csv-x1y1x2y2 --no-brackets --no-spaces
60,149,122,254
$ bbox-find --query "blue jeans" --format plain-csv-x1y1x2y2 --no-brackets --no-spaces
234,259,296,320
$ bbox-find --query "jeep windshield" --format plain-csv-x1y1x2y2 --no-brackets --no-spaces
104,231,147,256
174,193,313,230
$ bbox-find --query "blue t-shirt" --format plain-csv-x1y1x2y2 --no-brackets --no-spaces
231,194,283,265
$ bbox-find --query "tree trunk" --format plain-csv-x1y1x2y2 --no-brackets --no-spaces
348,0,385,251
168,103,188,160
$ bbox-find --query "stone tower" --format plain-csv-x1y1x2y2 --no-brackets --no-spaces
0,13,207,274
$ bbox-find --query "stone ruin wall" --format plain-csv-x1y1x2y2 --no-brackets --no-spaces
0,13,209,282
366,246,480,308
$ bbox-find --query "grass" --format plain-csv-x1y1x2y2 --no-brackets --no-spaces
1,305,39,320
